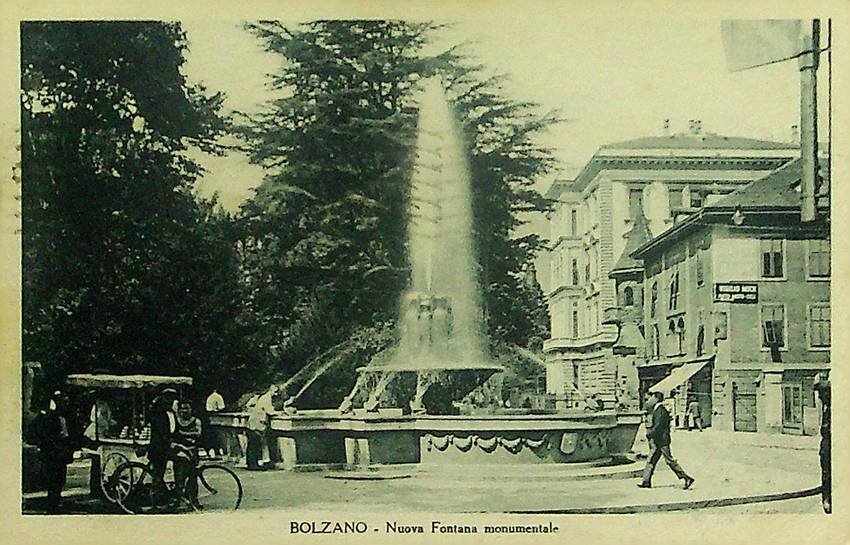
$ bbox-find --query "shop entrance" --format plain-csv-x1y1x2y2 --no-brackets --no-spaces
782,383,804,435
732,383,757,432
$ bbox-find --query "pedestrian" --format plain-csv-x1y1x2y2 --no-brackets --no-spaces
171,400,202,508
148,388,179,495
638,391,695,490
686,397,703,431
204,389,226,458
813,372,831,514
246,385,278,470
30,390,74,513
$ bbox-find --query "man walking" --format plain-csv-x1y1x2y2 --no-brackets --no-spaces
638,391,695,490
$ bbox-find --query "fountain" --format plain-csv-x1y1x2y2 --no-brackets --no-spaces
339,78,502,416
209,78,641,472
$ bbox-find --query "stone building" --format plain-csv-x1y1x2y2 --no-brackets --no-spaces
543,125,798,408
631,159,830,434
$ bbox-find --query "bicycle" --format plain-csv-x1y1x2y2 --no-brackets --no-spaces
108,458,243,514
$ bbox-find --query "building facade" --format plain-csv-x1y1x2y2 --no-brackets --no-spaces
543,126,798,409
631,160,830,435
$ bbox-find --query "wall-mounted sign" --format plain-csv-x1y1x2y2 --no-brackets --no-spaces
714,282,758,303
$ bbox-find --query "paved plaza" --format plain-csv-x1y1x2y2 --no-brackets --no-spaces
24,429,824,515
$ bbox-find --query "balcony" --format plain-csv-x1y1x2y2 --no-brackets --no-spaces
543,330,618,353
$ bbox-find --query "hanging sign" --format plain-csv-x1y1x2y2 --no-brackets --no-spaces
714,282,758,303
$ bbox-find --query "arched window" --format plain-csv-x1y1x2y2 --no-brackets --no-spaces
652,324,660,358
650,282,658,318
668,269,680,310
623,286,634,307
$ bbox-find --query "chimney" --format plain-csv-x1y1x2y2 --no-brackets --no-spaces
688,119,702,135
662,119,671,136
790,124,800,144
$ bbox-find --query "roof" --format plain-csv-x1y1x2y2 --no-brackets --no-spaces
705,158,802,211
544,179,574,200
66,374,193,389
602,133,798,151
631,159,824,259
610,213,653,276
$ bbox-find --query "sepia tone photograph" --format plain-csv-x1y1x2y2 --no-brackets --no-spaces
7,4,842,535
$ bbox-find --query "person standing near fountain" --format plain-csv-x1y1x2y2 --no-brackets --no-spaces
246,384,278,470
638,391,695,490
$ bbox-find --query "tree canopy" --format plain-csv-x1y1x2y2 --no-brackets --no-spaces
237,20,556,404
22,20,556,409
21,21,259,402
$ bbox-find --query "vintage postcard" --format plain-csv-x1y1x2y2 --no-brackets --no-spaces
1,1,847,544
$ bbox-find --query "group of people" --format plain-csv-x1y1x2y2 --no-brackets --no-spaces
27,386,229,512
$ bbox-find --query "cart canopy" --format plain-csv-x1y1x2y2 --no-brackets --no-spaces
66,373,193,389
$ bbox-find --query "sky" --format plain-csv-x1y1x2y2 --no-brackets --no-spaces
179,17,831,211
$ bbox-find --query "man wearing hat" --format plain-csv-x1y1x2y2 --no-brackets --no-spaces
149,387,179,492
30,390,73,512
638,391,695,490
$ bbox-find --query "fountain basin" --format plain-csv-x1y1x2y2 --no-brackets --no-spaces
209,411,641,470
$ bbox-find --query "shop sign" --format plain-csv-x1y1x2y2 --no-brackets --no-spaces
713,282,758,303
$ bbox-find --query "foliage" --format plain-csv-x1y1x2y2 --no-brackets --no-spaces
21,21,255,403
237,21,557,405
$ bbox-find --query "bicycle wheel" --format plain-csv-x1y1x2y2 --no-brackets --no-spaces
194,464,243,511
114,462,160,514
101,452,130,503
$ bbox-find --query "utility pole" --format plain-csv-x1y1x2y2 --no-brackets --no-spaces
799,19,820,223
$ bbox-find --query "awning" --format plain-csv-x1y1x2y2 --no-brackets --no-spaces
648,357,713,395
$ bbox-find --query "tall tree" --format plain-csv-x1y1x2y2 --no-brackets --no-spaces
21,22,254,400
238,20,557,403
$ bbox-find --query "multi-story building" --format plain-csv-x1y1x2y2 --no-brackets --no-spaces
631,159,829,435
543,124,798,408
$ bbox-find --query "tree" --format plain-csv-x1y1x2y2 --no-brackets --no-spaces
237,21,557,404
21,21,255,401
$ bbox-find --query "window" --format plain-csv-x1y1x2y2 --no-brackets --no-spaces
571,258,579,285
668,188,683,209
695,252,704,287
651,324,660,359
629,188,643,219
808,239,830,278
570,209,578,236
696,325,705,356
690,190,704,208
761,239,784,278
593,301,600,330
571,305,579,339
668,269,680,311
809,304,830,348
623,286,634,307
650,282,658,318
761,304,786,348
676,318,685,354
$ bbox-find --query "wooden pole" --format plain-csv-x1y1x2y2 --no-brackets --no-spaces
799,19,820,223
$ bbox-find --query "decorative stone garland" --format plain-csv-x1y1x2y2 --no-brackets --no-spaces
426,433,548,454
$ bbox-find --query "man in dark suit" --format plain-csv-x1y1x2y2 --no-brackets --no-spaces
638,391,695,490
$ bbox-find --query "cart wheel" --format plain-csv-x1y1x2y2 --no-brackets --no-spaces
114,462,159,514
100,452,130,503
194,464,243,511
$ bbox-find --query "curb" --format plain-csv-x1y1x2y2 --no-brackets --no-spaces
506,486,821,514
